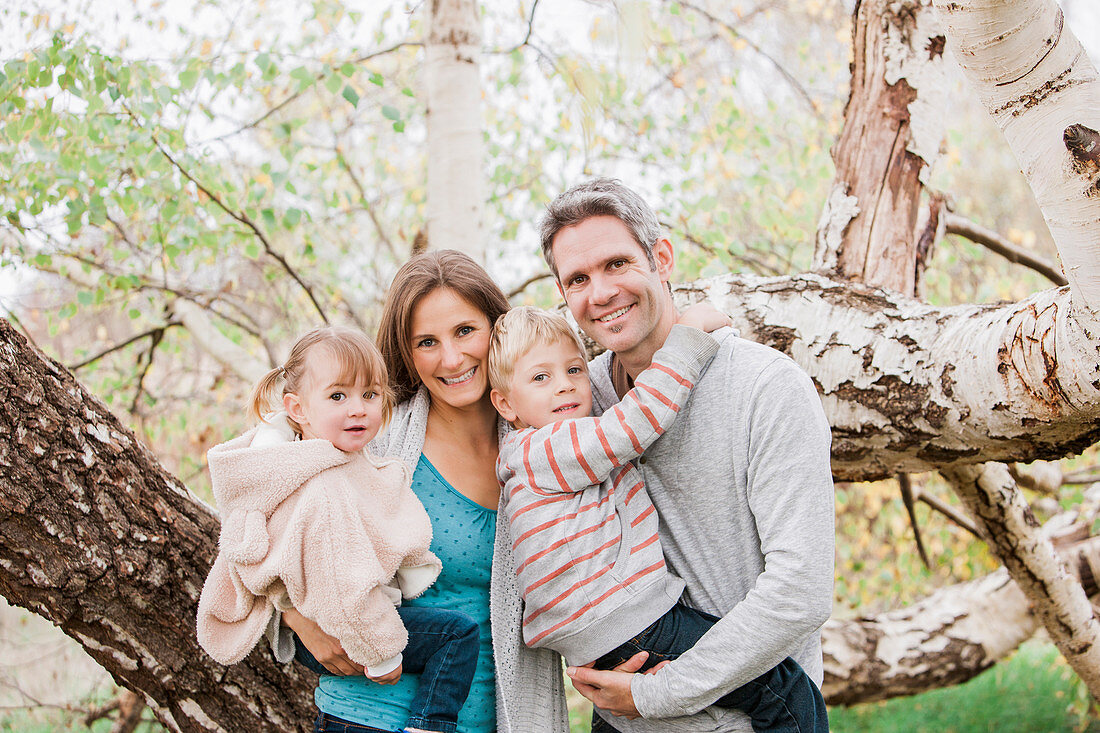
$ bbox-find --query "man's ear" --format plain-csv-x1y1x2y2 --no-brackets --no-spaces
490,388,519,425
653,237,675,282
283,392,307,426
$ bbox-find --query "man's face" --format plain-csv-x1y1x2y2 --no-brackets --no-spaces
551,215,675,364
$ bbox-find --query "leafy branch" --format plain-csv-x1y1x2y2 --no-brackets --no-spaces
135,117,330,323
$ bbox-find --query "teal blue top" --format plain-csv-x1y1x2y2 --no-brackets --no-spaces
314,455,498,732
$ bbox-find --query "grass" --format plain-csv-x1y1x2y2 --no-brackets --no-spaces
830,641,1098,732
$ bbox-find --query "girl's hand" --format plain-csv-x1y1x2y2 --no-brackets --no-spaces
677,303,732,333
283,608,363,676
367,663,403,685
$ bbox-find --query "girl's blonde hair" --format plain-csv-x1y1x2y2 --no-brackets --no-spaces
487,306,587,393
249,326,395,435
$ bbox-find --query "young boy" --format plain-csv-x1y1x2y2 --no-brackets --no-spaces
487,306,827,733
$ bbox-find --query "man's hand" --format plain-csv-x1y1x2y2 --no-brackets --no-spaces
677,302,732,333
367,663,402,685
283,608,364,676
567,651,670,720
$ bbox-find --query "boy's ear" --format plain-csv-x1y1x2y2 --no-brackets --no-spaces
283,392,307,425
490,388,518,425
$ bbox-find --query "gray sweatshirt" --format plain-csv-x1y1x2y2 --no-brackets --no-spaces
589,326,835,732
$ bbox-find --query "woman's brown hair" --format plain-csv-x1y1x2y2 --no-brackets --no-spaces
377,250,510,404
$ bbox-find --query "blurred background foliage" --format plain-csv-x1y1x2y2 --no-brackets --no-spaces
1,0,1098,729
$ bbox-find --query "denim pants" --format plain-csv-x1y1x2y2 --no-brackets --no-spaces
296,606,479,733
589,603,828,733
312,713,391,733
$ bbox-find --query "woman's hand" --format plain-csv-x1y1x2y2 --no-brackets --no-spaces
283,608,363,676
677,302,732,333
366,663,403,685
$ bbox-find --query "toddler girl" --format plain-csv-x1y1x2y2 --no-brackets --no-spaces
197,326,478,733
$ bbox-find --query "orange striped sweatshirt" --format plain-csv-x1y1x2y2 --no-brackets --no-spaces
495,325,719,665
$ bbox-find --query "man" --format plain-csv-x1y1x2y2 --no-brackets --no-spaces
538,178,835,732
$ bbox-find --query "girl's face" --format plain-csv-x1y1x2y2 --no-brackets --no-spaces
408,288,493,410
284,349,386,453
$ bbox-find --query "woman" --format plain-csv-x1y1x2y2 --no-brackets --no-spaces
281,250,569,733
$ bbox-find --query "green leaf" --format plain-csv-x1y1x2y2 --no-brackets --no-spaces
77,290,94,306
128,308,141,320
369,72,384,87
393,120,405,133
341,84,360,107
324,74,342,94
381,105,400,121
340,63,355,78
245,242,260,259
179,69,199,89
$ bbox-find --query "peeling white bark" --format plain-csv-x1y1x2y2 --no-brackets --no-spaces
932,0,1100,314
812,184,860,273
943,462,1100,699
425,0,485,260
822,568,1036,704
881,0,950,180
673,273,1100,481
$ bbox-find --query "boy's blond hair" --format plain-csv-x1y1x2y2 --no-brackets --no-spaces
488,307,587,393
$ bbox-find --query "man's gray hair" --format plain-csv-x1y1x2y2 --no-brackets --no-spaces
538,177,662,276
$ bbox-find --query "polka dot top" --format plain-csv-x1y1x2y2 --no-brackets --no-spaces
314,454,497,733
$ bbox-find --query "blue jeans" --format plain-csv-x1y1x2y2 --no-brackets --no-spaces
589,603,828,733
313,713,390,732
296,606,479,733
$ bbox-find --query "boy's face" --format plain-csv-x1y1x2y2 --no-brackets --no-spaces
490,337,593,429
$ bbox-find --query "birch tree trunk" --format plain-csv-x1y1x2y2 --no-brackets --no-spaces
671,274,1100,481
943,463,1100,700
424,0,485,260
932,0,1100,316
821,568,1036,704
0,318,315,732
817,0,949,295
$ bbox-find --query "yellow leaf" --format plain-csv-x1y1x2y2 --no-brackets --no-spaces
201,39,213,56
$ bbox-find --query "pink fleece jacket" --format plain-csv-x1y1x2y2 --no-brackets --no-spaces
196,427,441,671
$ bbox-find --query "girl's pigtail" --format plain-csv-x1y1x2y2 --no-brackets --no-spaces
248,366,286,424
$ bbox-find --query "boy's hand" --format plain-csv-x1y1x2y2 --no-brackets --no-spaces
367,663,402,685
677,302,732,333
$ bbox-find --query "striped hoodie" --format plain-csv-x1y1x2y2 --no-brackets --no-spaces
496,325,719,665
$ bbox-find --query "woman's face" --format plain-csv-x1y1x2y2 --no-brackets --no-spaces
408,287,494,410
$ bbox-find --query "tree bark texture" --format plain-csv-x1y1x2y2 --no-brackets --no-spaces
943,462,1100,700
932,0,1100,315
822,567,1036,704
671,273,1100,482
425,0,485,259
816,0,948,295
0,319,315,732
